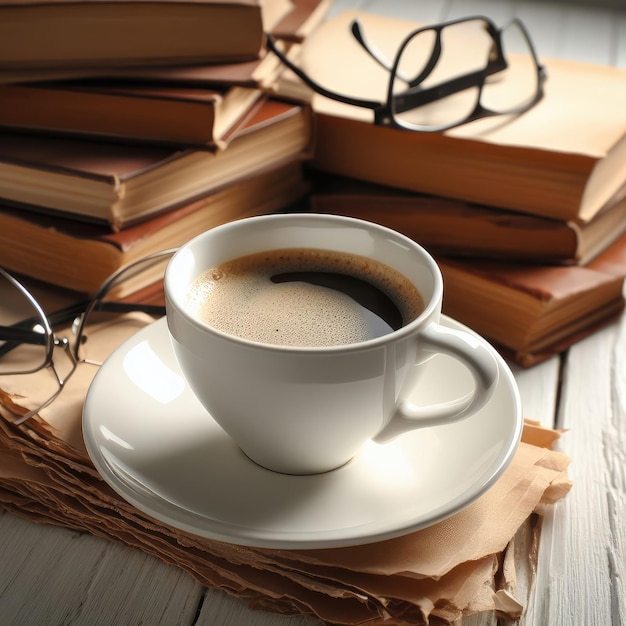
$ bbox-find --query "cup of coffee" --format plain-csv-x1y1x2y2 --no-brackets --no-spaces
165,214,499,475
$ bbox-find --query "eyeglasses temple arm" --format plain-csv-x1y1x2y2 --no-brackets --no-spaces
0,325,49,354
71,248,176,360
349,19,392,72
265,33,382,111
352,19,447,89
95,302,166,316
0,300,164,357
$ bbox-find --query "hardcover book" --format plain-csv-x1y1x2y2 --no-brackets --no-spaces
0,98,313,230
0,0,292,77
0,163,309,294
309,173,626,265
438,252,625,367
0,82,264,148
0,0,329,85
279,10,626,224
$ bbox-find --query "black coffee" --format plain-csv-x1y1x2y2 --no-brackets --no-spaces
187,248,424,347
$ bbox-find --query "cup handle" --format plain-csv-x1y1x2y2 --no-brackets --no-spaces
373,322,500,444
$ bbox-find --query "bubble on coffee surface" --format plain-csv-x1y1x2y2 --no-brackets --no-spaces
187,248,424,347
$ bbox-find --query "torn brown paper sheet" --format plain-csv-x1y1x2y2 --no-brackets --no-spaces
0,314,571,625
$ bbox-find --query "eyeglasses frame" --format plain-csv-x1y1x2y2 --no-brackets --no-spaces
266,14,546,132
0,248,176,424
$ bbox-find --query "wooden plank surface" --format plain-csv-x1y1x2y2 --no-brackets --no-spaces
530,313,626,626
1,1,625,625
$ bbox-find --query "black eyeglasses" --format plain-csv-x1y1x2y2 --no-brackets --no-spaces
0,249,176,425
266,14,546,132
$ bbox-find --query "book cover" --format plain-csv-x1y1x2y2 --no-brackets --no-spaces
280,10,626,224
438,252,625,367
103,0,332,87
309,173,626,265
0,0,329,86
0,0,292,76
0,82,264,148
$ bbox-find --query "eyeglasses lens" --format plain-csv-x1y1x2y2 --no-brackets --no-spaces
0,272,75,420
480,21,541,113
72,252,171,363
1,251,172,423
391,18,539,130
0,271,50,375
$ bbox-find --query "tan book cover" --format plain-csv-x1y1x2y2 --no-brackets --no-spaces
279,10,626,224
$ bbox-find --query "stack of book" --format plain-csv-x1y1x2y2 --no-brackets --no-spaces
0,0,331,295
278,10,626,366
3,4,625,366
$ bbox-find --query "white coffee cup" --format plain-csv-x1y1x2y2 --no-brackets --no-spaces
165,214,499,475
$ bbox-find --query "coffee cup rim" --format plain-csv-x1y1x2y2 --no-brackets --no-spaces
165,213,443,353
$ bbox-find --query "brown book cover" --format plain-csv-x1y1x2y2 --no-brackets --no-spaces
309,173,626,265
102,0,331,87
0,97,314,230
0,0,290,73
437,252,625,367
0,0,328,86
279,10,626,224
0,82,264,148
0,163,309,294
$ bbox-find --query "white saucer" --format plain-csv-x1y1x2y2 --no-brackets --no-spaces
83,316,522,549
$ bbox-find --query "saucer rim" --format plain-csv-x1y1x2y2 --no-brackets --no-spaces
83,315,523,549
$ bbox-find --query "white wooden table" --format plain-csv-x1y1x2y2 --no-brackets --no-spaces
1,1,625,625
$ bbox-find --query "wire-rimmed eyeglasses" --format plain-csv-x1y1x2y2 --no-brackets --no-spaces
266,14,546,132
0,249,176,425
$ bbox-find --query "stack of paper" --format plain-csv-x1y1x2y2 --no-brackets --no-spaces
0,313,571,624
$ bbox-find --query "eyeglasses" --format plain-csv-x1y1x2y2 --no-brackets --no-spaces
0,249,176,425
266,15,546,132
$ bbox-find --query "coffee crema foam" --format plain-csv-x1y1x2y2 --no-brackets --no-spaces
187,248,424,347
